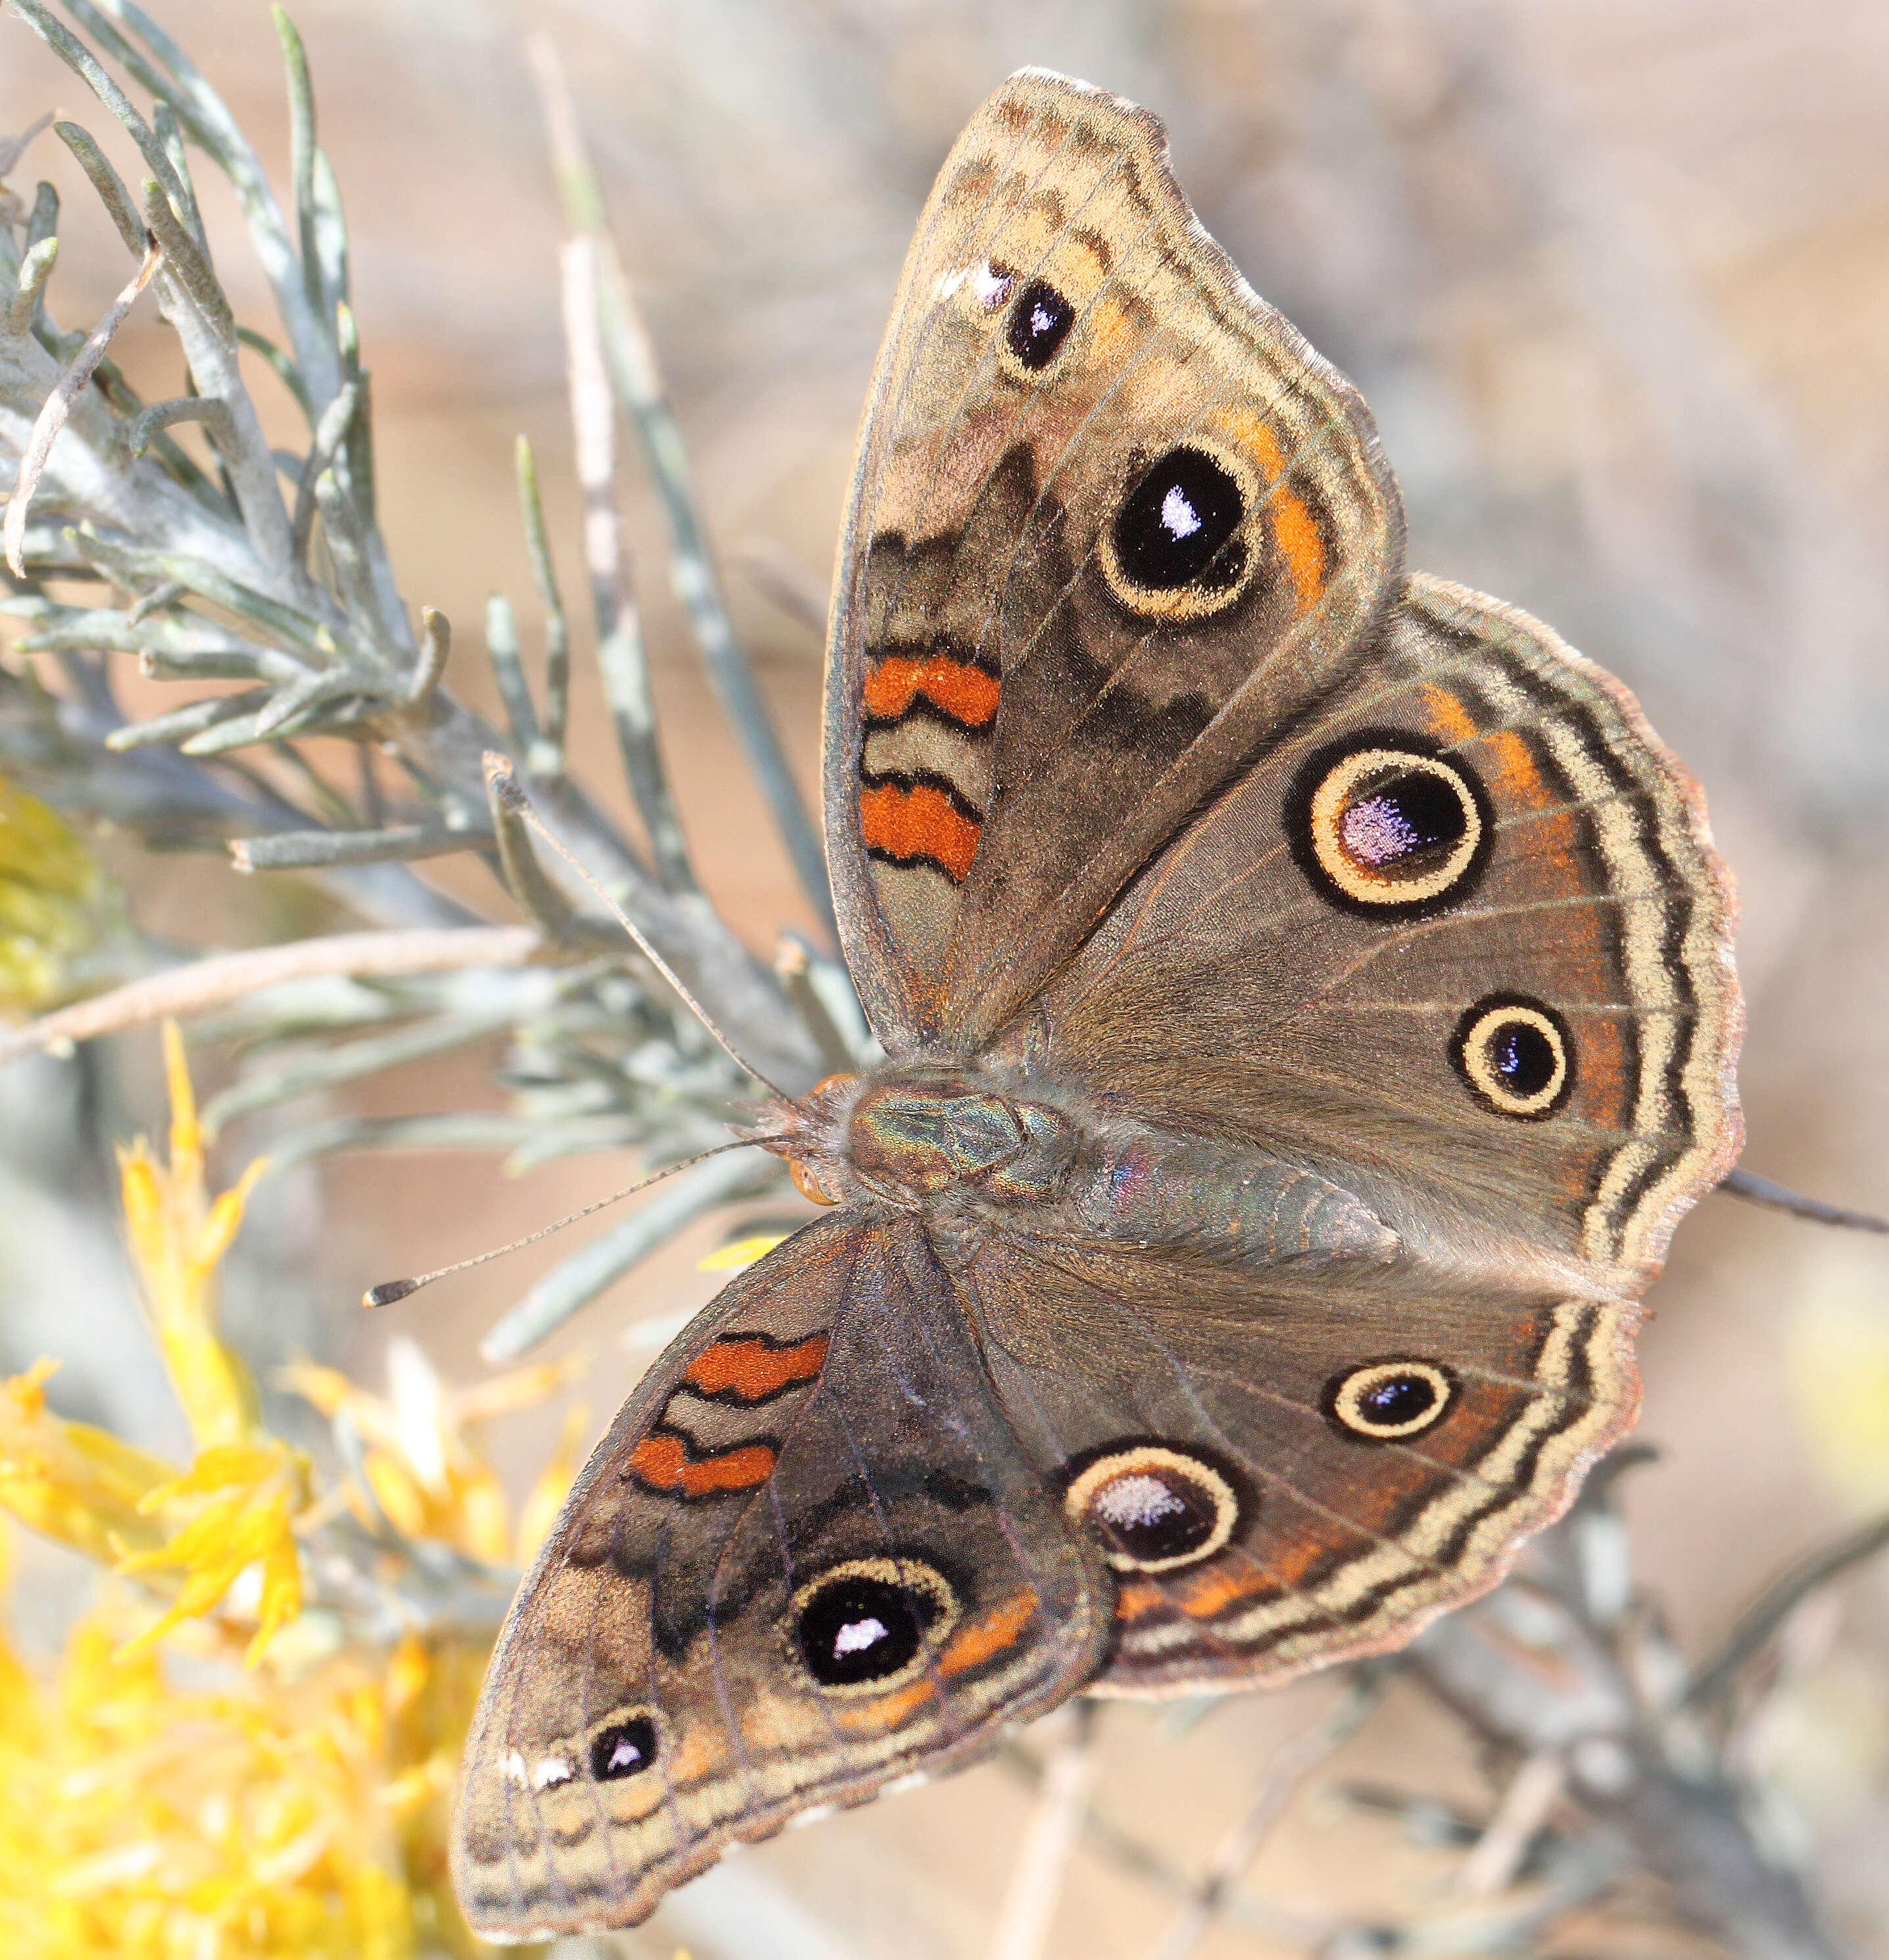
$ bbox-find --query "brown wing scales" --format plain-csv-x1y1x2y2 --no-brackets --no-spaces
827,71,1403,1049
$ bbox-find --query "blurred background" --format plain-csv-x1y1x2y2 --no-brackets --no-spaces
3,2,1888,1955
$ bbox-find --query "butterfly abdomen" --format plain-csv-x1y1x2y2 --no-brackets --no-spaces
1075,1134,1400,1268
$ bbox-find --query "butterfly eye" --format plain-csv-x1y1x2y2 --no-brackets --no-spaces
587,1712,659,1782
1452,996,1575,1118
1290,737,1490,917
1326,1361,1456,1440
790,1557,959,1694
1004,277,1075,370
1063,1443,1241,1572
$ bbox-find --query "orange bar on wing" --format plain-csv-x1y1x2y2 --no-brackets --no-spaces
1271,487,1325,614
629,1433,777,1496
858,781,981,880
1112,1578,1166,1623
683,1333,829,1402
940,1589,1037,1676
863,653,1000,728
1177,1561,1273,1619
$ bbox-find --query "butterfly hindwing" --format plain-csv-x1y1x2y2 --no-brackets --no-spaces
1003,573,1742,1294
959,1227,1640,1693
453,1214,1110,1939
827,69,1404,1050
946,574,1738,1689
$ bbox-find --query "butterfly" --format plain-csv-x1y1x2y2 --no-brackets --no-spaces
451,68,1741,1938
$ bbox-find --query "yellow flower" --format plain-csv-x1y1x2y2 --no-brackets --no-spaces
0,1558,445,1960
0,1023,307,1665
285,1341,584,1569
699,1231,791,1272
0,770,110,1019
115,1440,308,1667
118,1022,271,1452
0,1023,587,1953
0,1359,174,1567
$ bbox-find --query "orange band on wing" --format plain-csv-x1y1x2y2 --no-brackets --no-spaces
858,779,981,881
1479,727,1550,810
864,654,1000,729
940,1590,1037,1676
1419,684,1480,747
629,1431,777,1497
1175,1560,1277,1619
1112,1578,1167,1624
682,1333,829,1404
1271,487,1325,614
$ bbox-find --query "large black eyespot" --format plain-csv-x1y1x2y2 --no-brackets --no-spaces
589,1713,658,1782
1325,1361,1456,1441
1063,1444,1242,1573
1005,278,1075,370
791,1557,958,1694
1109,446,1247,593
1287,734,1492,918
1452,995,1575,1117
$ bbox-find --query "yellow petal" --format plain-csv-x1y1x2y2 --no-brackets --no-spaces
195,1156,269,1271
699,1232,790,1271
160,1019,203,1190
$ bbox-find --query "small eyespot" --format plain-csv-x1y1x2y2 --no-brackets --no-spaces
1325,1361,1456,1441
587,1711,658,1782
1288,737,1491,917
1005,278,1075,369
791,1557,958,1695
1452,995,1574,1117
1063,1444,1242,1572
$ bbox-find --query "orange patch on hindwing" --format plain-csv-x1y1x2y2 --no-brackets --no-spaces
939,1590,1037,1676
681,1333,829,1405
863,654,1000,729
858,778,981,881
628,1431,777,1498
1419,684,1479,747
1479,728,1550,810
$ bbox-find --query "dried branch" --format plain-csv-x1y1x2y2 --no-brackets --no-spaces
989,1702,1099,1960
528,34,835,933
0,927,542,1067
1148,1671,1384,1960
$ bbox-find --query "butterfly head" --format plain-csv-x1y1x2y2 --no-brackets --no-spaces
750,1064,1080,1211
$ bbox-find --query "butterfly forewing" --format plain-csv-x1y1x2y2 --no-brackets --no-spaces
453,1214,1109,1940
827,69,1404,1050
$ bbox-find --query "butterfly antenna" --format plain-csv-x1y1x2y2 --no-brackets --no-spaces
484,754,794,1100
1719,1166,1889,1235
362,1137,780,1308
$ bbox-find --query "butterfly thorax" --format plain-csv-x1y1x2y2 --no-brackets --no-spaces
760,1064,1401,1270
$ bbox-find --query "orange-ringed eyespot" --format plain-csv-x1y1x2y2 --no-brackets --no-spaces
791,1557,958,1694
1289,735,1490,917
1325,1360,1456,1440
1452,994,1574,1117
1063,1444,1241,1572
1099,443,1262,621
